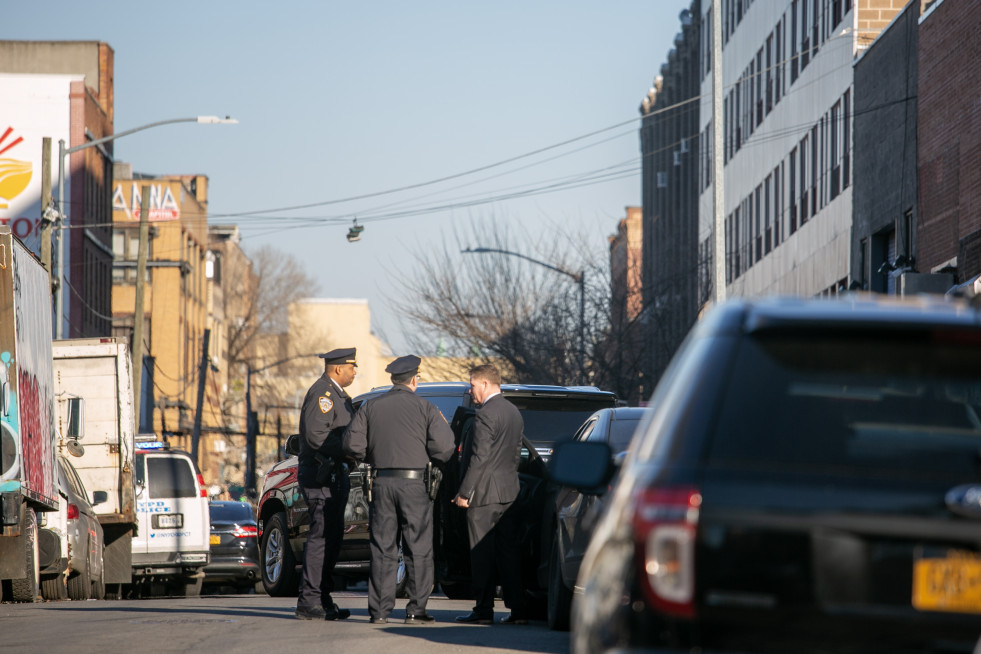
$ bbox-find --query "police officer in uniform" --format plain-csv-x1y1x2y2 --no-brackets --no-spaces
343,355,455,625
295,347,358,620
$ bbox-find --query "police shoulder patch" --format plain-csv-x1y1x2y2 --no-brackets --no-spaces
319,396,333,413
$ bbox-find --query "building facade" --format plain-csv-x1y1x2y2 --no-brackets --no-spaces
639,4,702,387
0,41,115,337
110,167,215,446
852,1,919,293
916,0,981,285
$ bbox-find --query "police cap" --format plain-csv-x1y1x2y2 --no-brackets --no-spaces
385,354,421,376
319,347,358,366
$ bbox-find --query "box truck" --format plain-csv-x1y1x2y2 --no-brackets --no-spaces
0,227,59,602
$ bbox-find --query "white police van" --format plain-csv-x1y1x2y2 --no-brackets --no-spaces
131,436,210,597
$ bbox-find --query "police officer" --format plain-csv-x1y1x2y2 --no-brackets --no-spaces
295,347,358,620
343,355,455,625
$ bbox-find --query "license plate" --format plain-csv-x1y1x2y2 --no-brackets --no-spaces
210,534,221,545
152,513,183,529
912,548,981,614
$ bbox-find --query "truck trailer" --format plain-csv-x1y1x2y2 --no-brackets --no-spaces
0,227,59,602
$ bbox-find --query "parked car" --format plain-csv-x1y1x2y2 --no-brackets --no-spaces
203,501,260,593
551,294,981,654
548,406,646,629
257,381,618,610
39,455,106,601
131,439,211,597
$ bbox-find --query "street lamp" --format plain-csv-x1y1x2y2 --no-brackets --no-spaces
55,115,238,339
461,246,586,384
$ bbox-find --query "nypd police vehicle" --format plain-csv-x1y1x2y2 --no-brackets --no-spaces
131,435,210,597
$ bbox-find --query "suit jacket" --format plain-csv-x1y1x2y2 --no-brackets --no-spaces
457,393,523,507
297,374,354,490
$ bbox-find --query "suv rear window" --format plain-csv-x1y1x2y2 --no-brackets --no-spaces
210,502,254,522
508,396,618,447
145,456,198,498
708,330,981,480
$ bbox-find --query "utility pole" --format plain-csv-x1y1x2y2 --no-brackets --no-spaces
132,186,150,432
40,138,52,277
191,328,211,465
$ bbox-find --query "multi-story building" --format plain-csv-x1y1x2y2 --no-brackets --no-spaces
110,165,216,446
852,1,919,294
639,4,702,387
0,41,115,337
916,0,981,286
608,206,646,404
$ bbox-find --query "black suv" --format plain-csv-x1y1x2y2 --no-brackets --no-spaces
552,294,981,653
257,381,617,606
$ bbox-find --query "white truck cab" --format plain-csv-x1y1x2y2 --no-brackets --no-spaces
132,437,210,597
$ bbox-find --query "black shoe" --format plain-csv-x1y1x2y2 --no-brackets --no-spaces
295,605,328,620
499,614,528,625
324,603,351,620
455,612,493,624
404,612,436,624
369,616,388,624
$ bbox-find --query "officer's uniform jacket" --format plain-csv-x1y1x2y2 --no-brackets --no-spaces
298,373,355,490
457,393,523,507
343,385,455,468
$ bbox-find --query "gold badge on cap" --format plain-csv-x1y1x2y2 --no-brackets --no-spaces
319,396,333,413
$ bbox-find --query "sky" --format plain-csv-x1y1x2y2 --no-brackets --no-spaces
4,0,691,354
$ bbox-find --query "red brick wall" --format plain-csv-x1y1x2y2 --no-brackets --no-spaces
917,0,981,277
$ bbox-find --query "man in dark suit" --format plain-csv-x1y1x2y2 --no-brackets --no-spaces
453,364,528,625
295,347,358,620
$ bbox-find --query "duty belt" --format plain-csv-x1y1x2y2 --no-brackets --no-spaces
374,468,425,479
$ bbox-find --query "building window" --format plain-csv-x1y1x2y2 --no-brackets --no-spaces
811,124,819,217
765,174,773,254
754,184,763,263
766,34,774,114
112,227,151,284
789,148,798,233
791,0,799,82
799,136,809,224
843,89,851,189
830,99,841,199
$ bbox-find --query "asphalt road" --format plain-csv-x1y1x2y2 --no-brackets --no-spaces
0,587,570,654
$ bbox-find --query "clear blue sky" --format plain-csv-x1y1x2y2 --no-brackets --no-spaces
4,0,690,353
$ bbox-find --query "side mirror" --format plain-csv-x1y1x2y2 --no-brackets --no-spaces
66,397,84,440
284,433,301,457
548,441,614,493
91,490,108,506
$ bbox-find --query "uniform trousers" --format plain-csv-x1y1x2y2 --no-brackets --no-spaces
297,473,350,609
368,477,434,619
467,500,524,617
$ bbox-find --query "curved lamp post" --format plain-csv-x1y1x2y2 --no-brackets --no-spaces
462,246,586,384
55,115,238,339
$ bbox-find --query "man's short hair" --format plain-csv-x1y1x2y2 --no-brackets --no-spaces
391,370,416,385
470,364,501,386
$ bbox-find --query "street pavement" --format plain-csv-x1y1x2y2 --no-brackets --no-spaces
0,587,570,654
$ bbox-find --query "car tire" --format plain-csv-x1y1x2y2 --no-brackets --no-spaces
439,581,472,600
184,574,203,597
41,572,68,601
67,567,91,601
395,545,408,598
10,507,40,602
261,511,299,596
547,534,572,631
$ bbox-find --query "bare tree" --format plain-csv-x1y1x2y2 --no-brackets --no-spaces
390,219,647,400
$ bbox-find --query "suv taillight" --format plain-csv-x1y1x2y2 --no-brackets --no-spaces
197,473,207,498
67,503,79,521
632,486,700,618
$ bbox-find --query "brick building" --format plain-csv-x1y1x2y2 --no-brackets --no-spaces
916,0,981,284
0,41,115,337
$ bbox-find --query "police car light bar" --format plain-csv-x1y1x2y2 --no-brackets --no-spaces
136,441,166,450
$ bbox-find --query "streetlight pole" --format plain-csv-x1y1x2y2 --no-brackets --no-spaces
462,246,586,385
54,115,238,339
